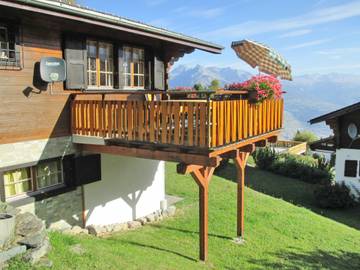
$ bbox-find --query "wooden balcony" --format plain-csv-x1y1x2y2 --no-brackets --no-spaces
71,92,283,153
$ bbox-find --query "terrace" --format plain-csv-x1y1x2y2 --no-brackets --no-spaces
70,90,283,260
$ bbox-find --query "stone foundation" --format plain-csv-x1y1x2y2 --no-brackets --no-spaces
11,188,83,228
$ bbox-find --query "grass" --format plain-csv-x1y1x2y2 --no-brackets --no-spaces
9,162,360,269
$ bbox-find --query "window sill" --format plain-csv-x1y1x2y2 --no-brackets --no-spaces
0,65,22,71
6,183,76,206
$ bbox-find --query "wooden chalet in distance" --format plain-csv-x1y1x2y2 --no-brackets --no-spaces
0,0,284,261
310,102,360,198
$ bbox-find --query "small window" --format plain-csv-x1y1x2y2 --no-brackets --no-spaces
86,40,114,88
0,24,20,67
344,160,358,177
123,46,145,89
2,158,64,200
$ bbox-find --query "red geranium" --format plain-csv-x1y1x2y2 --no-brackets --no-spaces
226,75,285,103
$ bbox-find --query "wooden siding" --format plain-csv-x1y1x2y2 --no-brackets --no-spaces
338,109,360,149
0,21,71,144
72,96,284,149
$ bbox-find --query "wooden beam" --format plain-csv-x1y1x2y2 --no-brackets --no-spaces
267,136,278,143
82,144,220,167
233,151,250,238
209,130,280,157
189,166,214,261
176,164,203,175
255,139,267,147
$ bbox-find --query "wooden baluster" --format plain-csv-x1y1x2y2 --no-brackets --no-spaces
231,101,237,142
149,102,155,142
188,103,194,146
211,102,217,147
199,103,206,147
181,103,186,145
173,102,180,145
161,102,167,144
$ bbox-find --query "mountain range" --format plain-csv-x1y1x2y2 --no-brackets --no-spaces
170,65,360,139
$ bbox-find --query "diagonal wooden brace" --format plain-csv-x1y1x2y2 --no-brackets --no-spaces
177,163,215,261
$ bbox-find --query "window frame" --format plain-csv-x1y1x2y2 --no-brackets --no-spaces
86,39,114,90
0,22,21,69
1,157,65,202
122,45,146,90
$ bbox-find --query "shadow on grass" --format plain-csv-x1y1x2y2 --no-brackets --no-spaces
215,162,360,231
247,248,360,270
118,239,197,262
149,223,233,240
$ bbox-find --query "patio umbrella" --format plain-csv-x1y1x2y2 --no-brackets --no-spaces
231,39,292,81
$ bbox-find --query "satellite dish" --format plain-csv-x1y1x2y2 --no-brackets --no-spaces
348,123,358,140
40,57,66,83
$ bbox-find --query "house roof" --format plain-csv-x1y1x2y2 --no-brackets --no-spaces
310,101,360,124
1,0,224,53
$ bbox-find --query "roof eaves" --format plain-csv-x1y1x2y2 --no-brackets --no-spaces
309,101,360,124
12,0,224,52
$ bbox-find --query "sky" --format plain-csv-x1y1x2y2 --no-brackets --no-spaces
78,0,360,75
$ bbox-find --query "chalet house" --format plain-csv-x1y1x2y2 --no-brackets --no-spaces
310,102,360,198
0,0,284,261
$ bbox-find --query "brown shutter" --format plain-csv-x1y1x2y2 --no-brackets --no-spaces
65,36,87,89
62,155,76,187
154,55,165,90
74,154,101,185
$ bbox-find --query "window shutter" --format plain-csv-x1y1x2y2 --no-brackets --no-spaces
62,155,76,187
74,154,101,186
154,55,165,90
118,46,125,89
65,36,87,89
344,160,358,177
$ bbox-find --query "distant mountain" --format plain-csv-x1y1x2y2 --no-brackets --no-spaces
170,65,360,139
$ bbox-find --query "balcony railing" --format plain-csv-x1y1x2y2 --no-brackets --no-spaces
71,93,283,149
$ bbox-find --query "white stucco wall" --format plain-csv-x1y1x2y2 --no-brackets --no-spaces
335,148,360,198
83,154,165,226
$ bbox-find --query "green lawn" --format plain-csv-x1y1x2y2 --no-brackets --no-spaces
10,162,360,269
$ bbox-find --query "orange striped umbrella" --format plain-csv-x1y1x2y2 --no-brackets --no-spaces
231,39,292,81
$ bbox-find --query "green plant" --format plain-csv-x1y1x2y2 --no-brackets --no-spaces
209,79,220,91
314,183,357,209
293,130,319,144
252,147,277,170
193,83,205,91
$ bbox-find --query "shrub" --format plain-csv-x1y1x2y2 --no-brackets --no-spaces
293,130,319,144
314,183,357,209
252,147,334,185
252,147,277,170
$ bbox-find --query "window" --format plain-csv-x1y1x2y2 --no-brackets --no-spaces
344,160,358,178
123,46,145,88
87,40,113,88
0,24,19,67
2,159,63,199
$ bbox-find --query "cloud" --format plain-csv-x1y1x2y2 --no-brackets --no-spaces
285,39,331,50
316,47,360,55
174,6,225,19
202,1,360,38
279,29,312,38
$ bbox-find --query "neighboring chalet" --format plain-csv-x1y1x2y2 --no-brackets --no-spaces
310,102,360,198
0,0,284,261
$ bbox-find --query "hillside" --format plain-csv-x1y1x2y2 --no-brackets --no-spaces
12,163,360,269
170,65,360,139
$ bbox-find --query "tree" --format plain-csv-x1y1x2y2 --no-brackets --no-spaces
193,83,205,91
209,79,220,91
293,130,319,144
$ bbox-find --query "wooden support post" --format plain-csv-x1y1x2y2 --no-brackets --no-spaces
177,164,215,261
233,149,252,239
